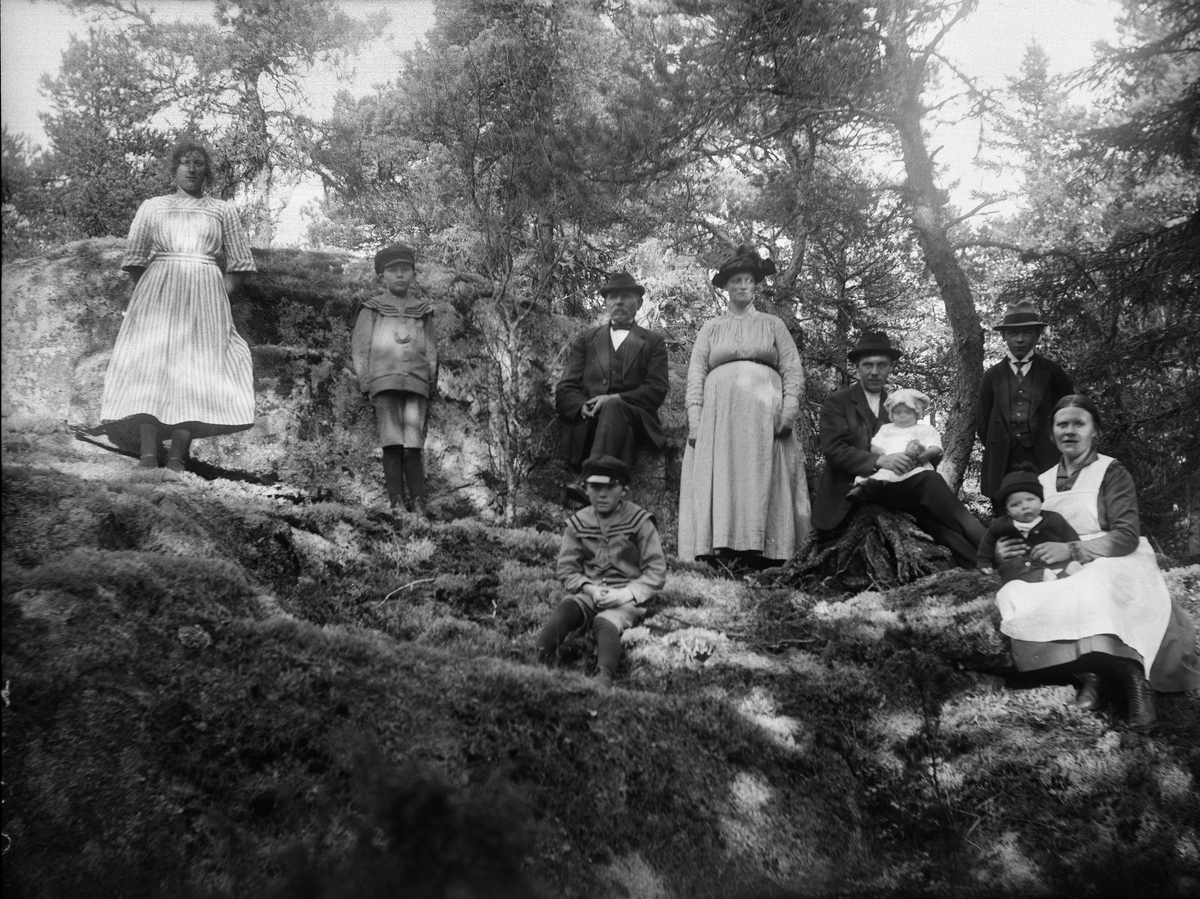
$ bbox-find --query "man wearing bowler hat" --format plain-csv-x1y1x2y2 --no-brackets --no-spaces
555,272,669,493
813,331,985,567
976,299,1073,513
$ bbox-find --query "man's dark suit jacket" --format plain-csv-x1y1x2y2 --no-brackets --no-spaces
813,384,889,531
976,354,1073,499
554,323,669,467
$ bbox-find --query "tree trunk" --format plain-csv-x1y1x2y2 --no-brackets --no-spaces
887,23,983,493
1188,448,1200,559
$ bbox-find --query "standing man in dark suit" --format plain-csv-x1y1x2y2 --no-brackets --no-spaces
813,332,985,567
555,273,669,489
977,300,1073,513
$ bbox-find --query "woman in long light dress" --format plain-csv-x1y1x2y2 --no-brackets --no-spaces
97,138,256,471
678,246,811,565
995,395,1200,728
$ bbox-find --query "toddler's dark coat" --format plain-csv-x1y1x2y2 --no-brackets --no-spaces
976,509,1081,584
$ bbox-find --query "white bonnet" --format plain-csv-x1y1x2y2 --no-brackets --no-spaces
884,388,930,418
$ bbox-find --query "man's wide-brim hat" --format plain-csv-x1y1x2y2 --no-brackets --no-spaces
848,331,903,363
581,454,630,485
993,299,1049,330
375,242,416,275
599,272,645,298
712,244,776,289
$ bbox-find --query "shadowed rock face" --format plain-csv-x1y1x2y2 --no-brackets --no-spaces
2,239,687,530
1,240,514,519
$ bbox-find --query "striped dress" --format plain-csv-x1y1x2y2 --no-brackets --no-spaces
100,194,256,440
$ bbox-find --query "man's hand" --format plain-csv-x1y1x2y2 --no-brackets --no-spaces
876,452,915,475
994,537,1026,564
582,584,605,601
581,394,615,419
595,586,635,609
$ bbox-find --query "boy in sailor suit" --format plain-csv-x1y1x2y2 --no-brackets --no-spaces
535,455,666,687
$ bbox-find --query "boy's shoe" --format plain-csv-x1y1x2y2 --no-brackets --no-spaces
595,668,615,688
846,484,870,503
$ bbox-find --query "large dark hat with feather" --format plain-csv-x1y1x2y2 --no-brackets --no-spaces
712,245,777,289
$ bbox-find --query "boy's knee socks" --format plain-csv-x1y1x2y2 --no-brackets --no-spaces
593,618,622,676
402,447,426,503
382,445,406,507
536,599,586,661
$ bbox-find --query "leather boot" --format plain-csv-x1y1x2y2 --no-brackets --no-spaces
382,446,408,511
1117,658,1158,729
411,496,433,521
1074,672,1107,711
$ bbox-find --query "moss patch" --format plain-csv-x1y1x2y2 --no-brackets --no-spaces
3,460,1199,898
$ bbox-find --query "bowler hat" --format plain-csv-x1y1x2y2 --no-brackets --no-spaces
993,300,1048,330
375,243,416,275
581,454,630,485
847,331,903,363
994,466,1044,506
712,244,777,289
599,272,645,298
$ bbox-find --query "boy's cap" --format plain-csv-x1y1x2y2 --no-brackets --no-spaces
581,454,630,485
375,243,416,275
994,468,1044,506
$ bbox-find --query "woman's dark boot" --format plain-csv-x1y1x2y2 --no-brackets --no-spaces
138,422,161,468
166,428,191,473
1117,658,1158,729
1074,672,1107,711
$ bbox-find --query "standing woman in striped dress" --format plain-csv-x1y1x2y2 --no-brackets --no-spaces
98,138,256,470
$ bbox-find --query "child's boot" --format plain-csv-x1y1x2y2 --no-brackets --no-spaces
535,599,585,665
846,482,872,503
383,445,408,511
403,447,431,520
593,618,622,688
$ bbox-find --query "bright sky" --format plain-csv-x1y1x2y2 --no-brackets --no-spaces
1,0,1122,245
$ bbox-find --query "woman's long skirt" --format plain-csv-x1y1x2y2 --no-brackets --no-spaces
99,253,254,446
678,361,810,562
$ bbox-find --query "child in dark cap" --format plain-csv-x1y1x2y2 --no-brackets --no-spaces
535,454,666,687
351,243,438,517
977,464,1083,584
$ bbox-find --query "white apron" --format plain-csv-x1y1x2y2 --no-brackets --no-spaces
996,454,1172,678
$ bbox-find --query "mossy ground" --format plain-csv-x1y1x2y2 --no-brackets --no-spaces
2,443,1198,898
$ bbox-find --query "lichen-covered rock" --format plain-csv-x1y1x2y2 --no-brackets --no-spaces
3,240,694,525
